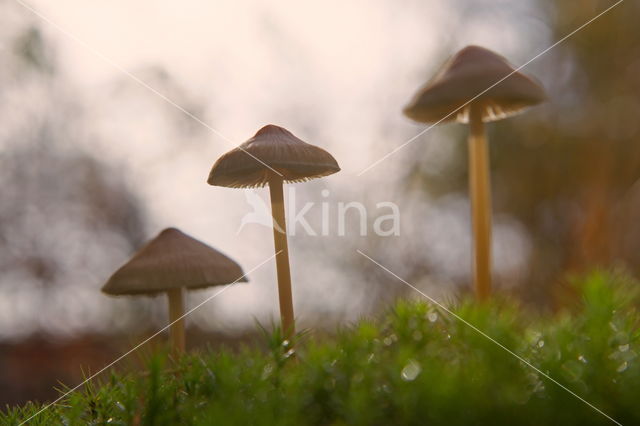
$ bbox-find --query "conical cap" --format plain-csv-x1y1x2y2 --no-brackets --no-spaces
102,228,247,295
207,124,340,188
404,45,546,123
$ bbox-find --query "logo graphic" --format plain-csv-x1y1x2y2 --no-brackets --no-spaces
236,188,400,237
236,190,283,234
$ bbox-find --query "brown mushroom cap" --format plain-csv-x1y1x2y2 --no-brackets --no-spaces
404,45,546,124
102,228,247,296
207,124,340,188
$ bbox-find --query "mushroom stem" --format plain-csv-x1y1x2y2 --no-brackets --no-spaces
468,104,492,301
167,287,186,353
268,177,296,338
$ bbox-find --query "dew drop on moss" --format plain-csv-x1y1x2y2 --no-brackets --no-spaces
401,360,422,381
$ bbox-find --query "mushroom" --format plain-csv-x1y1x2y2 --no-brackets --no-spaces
207,124,340,337
403,45,546,300
101,227,247,353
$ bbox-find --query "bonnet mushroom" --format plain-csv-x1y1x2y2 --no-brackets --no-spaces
102,227,247,353
404,45,546,300
207,124,340,337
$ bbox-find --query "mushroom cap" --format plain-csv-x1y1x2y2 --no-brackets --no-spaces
101,228,247,296
207,124,340,188
404,45,546,124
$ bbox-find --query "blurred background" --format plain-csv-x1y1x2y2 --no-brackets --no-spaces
1,0,638,407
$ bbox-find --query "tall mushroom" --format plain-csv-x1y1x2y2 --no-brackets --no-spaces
207,124,340,337
403,45,546,300
102,227,247,353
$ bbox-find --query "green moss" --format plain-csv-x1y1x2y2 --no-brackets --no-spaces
3,271,639,425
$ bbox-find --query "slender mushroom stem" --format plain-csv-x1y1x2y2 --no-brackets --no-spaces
167,287,186,353
268,177,296,338
468,103,492,301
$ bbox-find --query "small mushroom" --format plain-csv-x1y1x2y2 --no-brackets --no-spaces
207,124,340,337
101,227,247,353
404,45,546,300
